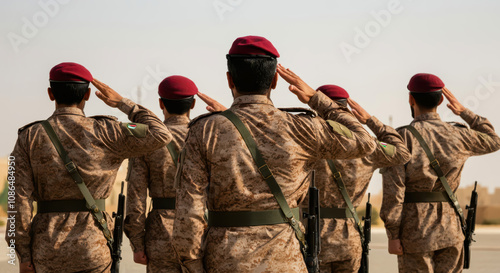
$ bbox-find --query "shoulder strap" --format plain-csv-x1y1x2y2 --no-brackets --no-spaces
41,120,114,248
402,125,466,230
166,141,178,167
326,160,365,243
219,110,307,250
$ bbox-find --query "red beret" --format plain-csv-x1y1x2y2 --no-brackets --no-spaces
158,75,198,100
49,62,93,82
317,85,350,100
228,35,280,58
407,73,444,93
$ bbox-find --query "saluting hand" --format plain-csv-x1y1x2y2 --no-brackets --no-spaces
347,98,371,124
197,92,227,112
443,87,465,115
92,79,124,108
277,64,316,104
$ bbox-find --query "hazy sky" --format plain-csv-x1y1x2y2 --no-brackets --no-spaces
2,0,500,193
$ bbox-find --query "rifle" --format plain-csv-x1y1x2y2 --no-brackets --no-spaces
111,182,126,273
359,193,371,273
464,181,478,269
303,170,320,273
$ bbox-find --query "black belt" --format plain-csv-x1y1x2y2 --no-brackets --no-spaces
320,207,355,219
208,207,301,227
404,192,450,203
152,198,176,210
37,199,106,213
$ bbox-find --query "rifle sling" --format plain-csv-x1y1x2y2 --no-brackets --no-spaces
403,125,466,231
220,110,307,250
166,141,178,167
326,160,365,244
41,120,114,249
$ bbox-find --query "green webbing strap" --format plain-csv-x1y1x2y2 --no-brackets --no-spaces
41,120,114,249
208,207,301,227
320,207,355,219
166,141,178,167
219,110,307,250
38,199,106,213
403,125,466,231
326,160,365,244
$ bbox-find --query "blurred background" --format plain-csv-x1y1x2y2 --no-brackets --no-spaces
1,0,500,272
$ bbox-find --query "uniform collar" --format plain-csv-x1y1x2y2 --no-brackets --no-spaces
231,94,274,107
51,107,86,117
164,115,190,125
413,112,441,122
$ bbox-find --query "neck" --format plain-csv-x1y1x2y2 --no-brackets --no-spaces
413,106,437,118
163,111,189,120
55,101,85,110
232,89,271,99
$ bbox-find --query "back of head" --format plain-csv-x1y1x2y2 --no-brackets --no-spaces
158,75,198,115
407,73,444,109
49,62,93,105
226,35,279,95
317,84,349,105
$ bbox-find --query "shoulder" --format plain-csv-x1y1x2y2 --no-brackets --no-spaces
188,112,222,128
88,115,118,121
18,120,44,134
446,121,468,129
278,107,316,118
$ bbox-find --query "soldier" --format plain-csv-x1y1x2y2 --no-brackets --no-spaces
7,62,172,273
311,85,411,273
380,73,500,272
124,75,198,273
172,35,376,272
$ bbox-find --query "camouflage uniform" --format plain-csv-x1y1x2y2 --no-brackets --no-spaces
315,116,411,273
381,109,500,272
172,91,376,273
7,98,172,272
124,115,190,273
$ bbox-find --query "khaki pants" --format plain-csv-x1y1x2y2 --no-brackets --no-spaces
397,243,463,273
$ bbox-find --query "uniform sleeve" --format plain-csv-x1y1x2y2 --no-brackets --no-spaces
5,136,34,263
308,92,376,160
366,116,411,169
380,163,406,240
123,157,149,253
172,127,208,272
100,98,173,158
459,108,500,156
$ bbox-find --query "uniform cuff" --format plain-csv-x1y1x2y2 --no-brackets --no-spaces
118,98,136,116
181,259,204,273
130,239,145,253
460,108,475,125
307,91,340,117
366,116,383,136
385,227,400,240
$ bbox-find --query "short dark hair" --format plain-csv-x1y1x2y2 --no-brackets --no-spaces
49,82,89,105
410,91,443,109
227,57,278,94
161,97,194,115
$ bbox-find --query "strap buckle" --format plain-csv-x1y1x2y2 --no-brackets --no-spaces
333,172,342,180
258,164,273,180
430,159,440,169
65,161,77,173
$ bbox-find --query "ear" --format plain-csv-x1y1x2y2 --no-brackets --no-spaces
270,72,278,90
191,98,196,110
408,93,415,106
48,88,55,101
159,98,165,110
438,94,444,106
83,88,91,101
226,72,235,89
